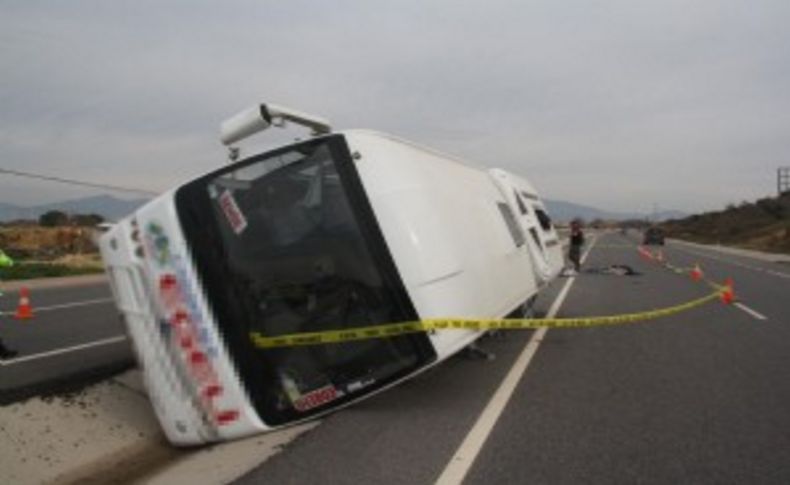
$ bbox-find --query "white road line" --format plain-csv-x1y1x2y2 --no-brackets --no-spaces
671,245,790,280
0,297,114,316
0,335,128,366
435,238,597,485
734,302,768,321
667,244,782,322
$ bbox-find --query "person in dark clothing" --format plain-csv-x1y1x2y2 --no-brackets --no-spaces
0,338,17,359
568,219,585,272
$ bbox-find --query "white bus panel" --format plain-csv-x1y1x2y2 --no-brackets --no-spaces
100,125,563,445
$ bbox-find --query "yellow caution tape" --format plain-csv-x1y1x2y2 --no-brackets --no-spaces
249,289,724,349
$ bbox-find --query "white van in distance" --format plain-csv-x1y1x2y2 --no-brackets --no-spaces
99,103,564,445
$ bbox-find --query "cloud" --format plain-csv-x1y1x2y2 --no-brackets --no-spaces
1,0,789,212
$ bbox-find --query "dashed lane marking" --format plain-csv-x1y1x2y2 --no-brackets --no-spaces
666,244,779,321
434,237,598,485
671,245,790,280
734,302,768,321
0,297,114,316
0,335,128,366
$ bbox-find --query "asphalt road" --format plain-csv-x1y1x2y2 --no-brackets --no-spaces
2,233,789,483
0,276,132,403
236,231,790,484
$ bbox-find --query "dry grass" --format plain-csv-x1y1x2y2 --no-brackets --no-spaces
662,193,790,255
0,226,98,259
50,253,104,269
0,225,103,280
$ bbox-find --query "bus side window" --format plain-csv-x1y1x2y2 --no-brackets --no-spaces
514,190,528,215
535,209,553,231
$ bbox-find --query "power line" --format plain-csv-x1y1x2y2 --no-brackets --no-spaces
0,167,158,196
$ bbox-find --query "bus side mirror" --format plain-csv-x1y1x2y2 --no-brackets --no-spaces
220,103,332,146
220,105,272,146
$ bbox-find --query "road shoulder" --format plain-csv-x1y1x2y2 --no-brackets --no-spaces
1,273,108,292
670,238,790,263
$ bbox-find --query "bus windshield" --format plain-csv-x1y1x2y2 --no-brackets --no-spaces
175,136,435,425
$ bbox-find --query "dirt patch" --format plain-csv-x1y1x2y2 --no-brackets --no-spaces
52,438,187,485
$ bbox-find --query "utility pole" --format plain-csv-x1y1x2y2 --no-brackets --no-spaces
779,167,790,196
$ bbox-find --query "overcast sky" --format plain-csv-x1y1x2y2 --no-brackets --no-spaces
1,1,788,214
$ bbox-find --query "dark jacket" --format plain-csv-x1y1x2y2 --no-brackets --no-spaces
570,229,584,247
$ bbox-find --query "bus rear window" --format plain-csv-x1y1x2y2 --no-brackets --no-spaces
175,135,434,425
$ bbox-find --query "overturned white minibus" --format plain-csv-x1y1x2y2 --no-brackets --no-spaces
99,103,563,445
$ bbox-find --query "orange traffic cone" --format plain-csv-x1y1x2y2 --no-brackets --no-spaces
14,287,34,320
690,263,703,282
720,278,735,304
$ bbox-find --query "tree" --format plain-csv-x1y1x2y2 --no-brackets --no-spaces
72,213,105,226
39,210,69,227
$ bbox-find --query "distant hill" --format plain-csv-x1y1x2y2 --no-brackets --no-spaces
661,193,790,254
0,194,683,224
544,199,686,223
0,202,27,221
0,195,149,222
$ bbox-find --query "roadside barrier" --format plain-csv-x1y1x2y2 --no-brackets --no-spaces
639,246,736,304
720,278,735,304
690,263,703,281
248,245,734,349
14,287,34,320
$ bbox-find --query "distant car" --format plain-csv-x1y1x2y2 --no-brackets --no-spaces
643,227,665,245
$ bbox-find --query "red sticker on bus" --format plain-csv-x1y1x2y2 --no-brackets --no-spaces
218,190,248,235
293,385,340,412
